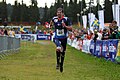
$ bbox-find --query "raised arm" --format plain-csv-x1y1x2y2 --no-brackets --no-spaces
50,20,53,28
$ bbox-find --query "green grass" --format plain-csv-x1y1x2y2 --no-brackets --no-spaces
0,41,120,80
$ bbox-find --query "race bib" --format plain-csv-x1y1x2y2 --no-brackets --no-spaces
56,29,65,36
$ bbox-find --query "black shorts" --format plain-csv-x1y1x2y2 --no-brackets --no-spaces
54,38,67,52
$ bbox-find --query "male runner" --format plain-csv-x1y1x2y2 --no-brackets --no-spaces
50,8,72,72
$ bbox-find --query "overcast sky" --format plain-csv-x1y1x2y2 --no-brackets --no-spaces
5,0,56,7
0,0,119,8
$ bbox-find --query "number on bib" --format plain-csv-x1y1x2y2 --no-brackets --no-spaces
56,29,65,36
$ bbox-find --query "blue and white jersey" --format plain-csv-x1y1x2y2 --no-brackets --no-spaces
52,16,72,39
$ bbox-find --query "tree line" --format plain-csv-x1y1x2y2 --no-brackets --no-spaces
0,0,118,24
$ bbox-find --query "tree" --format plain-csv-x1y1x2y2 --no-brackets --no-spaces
21,4,30,22
31,0,37,6
112,0,118,4
82,0,86,10
7,4,13,22
104,0,113,23
67,0,74,22
0,1,7,22
11,1,21,22
11,0,39,22
28,4,39,22
53,0,61,9
93,3,102,19
42,3,49,22
63,0,68,15
49,3,56,20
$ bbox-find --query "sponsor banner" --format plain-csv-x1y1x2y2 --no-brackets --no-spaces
75,41,80,50
82,40,86,53
0,26,31,28
115,41,120,63
82,40,91,53
108,39,119,62
15,34,21,38
37,34,51,40
89,40,95,55
85,40,91,53
21,34,31,41
102,40,109,59
67,38,120,63
15,34,37,40
71,38,77,48
94,40,102,57
79,39,83,51
67,38,71,45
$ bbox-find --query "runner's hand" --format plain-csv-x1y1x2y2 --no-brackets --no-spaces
62,22,66,28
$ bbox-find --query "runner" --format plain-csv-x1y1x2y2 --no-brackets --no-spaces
50,8,72,72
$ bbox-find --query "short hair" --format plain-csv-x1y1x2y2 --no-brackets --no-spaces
57,8,63,13
112,20,117,24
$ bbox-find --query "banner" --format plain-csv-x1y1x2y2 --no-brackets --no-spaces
102,40,109,59
108,39,119,62
82,15,87,29
15,34,21,38
21,35,31,41
112,4,120,26
67,38,120,63
75,40,80,50
94,40,102,57
82,40,91,53
115,41,120,63
15,34,37,40
37,34,51,40
67,38,72,45
71,38,77,48
98,10,104,30
89,40,95,55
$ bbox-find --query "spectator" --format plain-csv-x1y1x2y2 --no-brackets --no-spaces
0,28,4,35
4,28,8,36
97,30,102,40
93,29,98,42
8,28,15,37
109,20,118,39
102,28,110,40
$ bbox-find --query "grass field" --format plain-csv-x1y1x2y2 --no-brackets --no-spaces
0,40,120,80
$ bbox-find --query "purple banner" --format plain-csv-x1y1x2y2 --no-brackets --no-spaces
95,40,102,57
21,35,31,41
102,40,109,59
108,39,119,62
89,40,95,55
37,34,51,40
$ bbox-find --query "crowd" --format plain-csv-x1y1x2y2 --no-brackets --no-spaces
68,20,120,42
0,28,15,37
0,26,52,37
1,20,120,40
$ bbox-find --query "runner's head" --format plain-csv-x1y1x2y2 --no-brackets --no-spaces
57,8,64,18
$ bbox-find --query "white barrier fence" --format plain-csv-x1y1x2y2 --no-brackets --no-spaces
67,38,120,62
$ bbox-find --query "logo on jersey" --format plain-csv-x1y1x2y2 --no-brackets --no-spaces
54,19,58,23
57,23,61,26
